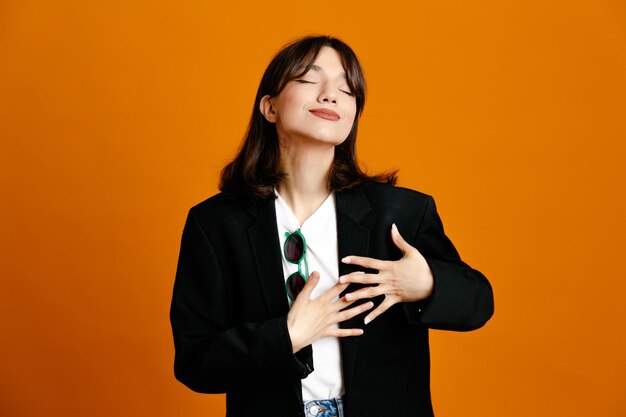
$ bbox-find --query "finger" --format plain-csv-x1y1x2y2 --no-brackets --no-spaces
364,297,396,325
336,301,374,322
332,293,366,311
344,285,386,302
325,328,364,338
333,295,357,309
298,271,320,300
338,272,379,285
391,223,414,255
320,281,351,303
333,293,369,311
341,255,388,271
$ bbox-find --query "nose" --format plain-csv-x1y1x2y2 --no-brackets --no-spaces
318,82,337,104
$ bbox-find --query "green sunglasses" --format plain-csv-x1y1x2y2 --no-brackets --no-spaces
283,228,309,301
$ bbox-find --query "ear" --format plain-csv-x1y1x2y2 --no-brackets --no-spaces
259,95,277,123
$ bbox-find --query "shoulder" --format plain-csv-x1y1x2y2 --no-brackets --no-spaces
186,192,264,227
188,192,233,215
358,181,433,209
336,181,435,228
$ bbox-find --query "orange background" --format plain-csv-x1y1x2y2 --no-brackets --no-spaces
1,1,625,416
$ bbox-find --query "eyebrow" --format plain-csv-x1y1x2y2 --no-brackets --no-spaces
309,64,347,80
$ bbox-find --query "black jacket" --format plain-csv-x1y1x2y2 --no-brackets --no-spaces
170,182,494,417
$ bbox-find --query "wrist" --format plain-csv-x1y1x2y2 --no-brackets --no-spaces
407,257,434,302
287,318,305,353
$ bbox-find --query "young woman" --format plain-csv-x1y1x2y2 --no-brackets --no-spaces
170,35,494,417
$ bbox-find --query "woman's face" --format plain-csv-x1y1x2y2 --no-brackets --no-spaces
261,46,357,147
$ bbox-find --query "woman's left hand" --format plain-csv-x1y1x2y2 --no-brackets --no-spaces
339,223,434,324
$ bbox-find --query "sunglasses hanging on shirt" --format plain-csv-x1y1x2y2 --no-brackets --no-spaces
283,228,309,301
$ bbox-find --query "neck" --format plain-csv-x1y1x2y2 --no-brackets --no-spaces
276,138,334,224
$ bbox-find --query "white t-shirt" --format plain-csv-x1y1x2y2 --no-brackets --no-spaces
274,190,344,401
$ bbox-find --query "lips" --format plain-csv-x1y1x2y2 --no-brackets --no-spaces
309,108,340,121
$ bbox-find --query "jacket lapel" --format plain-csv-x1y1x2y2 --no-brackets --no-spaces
335,188,372,393
246,197,290,318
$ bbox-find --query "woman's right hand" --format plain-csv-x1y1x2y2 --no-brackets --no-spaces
286,271,374,353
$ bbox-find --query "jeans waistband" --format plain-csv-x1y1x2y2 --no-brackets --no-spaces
303,398,344,417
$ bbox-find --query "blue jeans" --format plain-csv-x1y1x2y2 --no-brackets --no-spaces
303,398,344,417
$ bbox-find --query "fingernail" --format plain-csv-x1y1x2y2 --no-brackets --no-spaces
392,223,398,234
345,294,352,301
364,317,371,325
339,276,346,284
342,257,351,263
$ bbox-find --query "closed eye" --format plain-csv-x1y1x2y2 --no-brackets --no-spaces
294,79,354,96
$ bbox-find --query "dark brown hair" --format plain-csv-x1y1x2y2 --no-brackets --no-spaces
219,35,397,200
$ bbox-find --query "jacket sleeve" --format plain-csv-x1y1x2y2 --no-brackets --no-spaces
402,195,494,331
169,208,313,394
